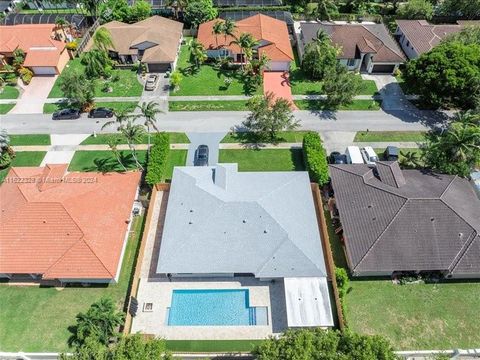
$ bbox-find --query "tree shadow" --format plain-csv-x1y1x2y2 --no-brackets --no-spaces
83,152,137,173
290,148,305,171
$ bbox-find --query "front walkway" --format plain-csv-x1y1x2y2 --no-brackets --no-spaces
10,76,57,114
263,72,297,109
361,74,416,111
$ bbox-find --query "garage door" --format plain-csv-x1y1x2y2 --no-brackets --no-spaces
371,64,395,73
147,63,170,73
30,67,57,75
268,61,290,72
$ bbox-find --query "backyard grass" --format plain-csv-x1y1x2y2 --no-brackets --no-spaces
221,131,309,143
169,100,248,111
9,134,51,146
81,133,190,145
171,42,262,96
0,104,15,114
0,151,46,183
166,340,263,352
0,85,20,99
345,280,480,350
219,149,305,172
295,99,381,111
48,59,143,98
0,215,145,352
354,131,426,143
43,101,138,114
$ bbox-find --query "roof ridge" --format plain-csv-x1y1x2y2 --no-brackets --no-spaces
439,175,457,198
80,236,115,277
448,231,478,273
362,24,404,60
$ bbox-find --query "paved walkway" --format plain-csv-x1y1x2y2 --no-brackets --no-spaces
186,132,226,166
10,76,57,114
40,134,90,166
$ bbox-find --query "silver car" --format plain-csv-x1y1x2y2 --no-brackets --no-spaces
144,74,159,91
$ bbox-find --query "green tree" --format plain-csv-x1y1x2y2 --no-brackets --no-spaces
396,0,434,20
99,0,130,22
404,41,480,110
323,63,362,108
438,0,480,19
12,49,25,70
81,49,111,78
0,129,12,169
102,109,135,131
302,131,330,185
55,17,69,40
243,92,298,142
317,0,339,21
446,26,480,46
212,20,223,48
128,0,152,23
93,27,114,52
59,71,95,110
222,18,237,46
107,136,127,172
231,32,259,70
301,30,338,80
68,297,124,347
121,120,146,170
188,39,207,70
80,0,100,17
170,70,182,92
399,150,422,169
184,0,217,28
137,101,163,151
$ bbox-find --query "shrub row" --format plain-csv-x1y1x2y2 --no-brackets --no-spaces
145,132,170,186
302,131,330,186
335,267,350,327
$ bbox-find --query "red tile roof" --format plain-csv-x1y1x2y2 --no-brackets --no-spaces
0,24,66,67
197,14,293,62
0,165,141,280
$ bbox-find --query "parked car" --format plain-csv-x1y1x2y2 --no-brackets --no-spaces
345,146,364,164
145,74,159,91
361,146,379,165
329,151,348,164
195,145,209,166
88,107,114,118
52,108,80,120
385,146,399,161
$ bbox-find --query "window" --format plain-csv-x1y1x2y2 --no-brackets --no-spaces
143,302,153,312
347,59,356,67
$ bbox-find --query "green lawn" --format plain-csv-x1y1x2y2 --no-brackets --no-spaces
165,150,187,180
48,59,143,98
345,280,480,350
354,131,426,143
0,85,20,99
81,133,189,145
169,100,248,111
9,134,51,146
0,104,15,114
221,131,309,143
219,149,305,172
295,100,381,111
43,101,138,114
166,340,263,352
0,151,46,183
171,42,261,96
0,215,145,352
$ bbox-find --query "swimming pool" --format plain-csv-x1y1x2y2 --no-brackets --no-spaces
167,289,261,326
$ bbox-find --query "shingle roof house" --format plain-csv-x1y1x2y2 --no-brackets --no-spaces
329,162,480,278
157,164,334,327
0,164,141,283
298,22,405,74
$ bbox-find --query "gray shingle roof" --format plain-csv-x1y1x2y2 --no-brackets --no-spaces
330,163,480,276
157,164,328,278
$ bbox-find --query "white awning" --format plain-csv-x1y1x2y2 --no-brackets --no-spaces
284,277,334,327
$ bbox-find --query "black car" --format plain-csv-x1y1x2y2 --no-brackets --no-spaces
195,145,209,166
52,108,81,120
384,146,399,161
88,107,114,118
329,151,348,164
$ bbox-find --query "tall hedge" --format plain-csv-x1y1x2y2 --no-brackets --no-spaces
302,131,330,185
145,132,170,186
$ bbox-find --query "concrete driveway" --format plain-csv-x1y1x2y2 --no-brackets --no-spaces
10,75,57,114
186,132,227,166
137,73,170,112
40,133,90,166
362,74,416,111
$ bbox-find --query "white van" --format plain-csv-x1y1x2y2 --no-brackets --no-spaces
345,146,364,164
361,146,379,164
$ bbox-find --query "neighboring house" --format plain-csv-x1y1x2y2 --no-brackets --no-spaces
197,14,294,71
101,16,183,73
395,20,480,59
0,0,19,14
297,22,405,74
0,24,70,75
329,161,480,278
0,164,141,284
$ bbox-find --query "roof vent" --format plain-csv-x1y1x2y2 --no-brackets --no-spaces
264,229,268,234
430,217,435,221
188,221,192,225
459,233,463,237
189,209,193,213
242,219,247,223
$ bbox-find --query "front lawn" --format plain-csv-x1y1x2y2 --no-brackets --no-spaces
43,101,138,114
48,59,143,98
9,134,51,146
219,149,305,172
0,151,46,183
81,133,189,145
165,150,187,180
0,104,15,114
0,85,20,99
166,340,263,352
171,43,261,96
295,100,381,111
354,131,426,143
0,215,145,352
169,100,248,111
221,131,309,143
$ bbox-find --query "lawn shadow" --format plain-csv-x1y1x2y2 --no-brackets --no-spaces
291,148,305,171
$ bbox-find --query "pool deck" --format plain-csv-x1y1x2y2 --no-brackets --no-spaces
130,189,289,340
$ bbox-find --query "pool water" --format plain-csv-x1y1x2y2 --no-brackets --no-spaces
167,289,257,326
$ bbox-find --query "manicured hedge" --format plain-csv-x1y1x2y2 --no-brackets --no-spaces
145,133,170,185
302,131,330,185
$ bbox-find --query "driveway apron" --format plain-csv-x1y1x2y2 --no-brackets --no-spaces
186,132,227,166
41,133,90,166
10,75,57,114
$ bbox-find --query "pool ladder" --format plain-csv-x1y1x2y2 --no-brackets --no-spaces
248,307,257,325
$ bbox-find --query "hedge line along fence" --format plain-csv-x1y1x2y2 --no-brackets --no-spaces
145,132,170,186
302,131,330,186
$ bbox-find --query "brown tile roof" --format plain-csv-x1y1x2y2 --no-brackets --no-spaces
0,24,66,67
301,22,405,63
101,16,183,63
0,165,141,280
329,163,480,276
395,20,480,55
197,14,293,62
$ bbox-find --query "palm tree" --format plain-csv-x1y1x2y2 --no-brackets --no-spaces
212,20,224,49
137,101,163,152
445,122,480,162
167,0,188,20
453,111,480,126
400,150,421,169
107,137,127,172
188,39,207,70
121,120,146,170
222,19,236,45
55,18,69,41
231,33,258,69
314,29,330,44
81,50,110,78
101,109,134,131
93,27,114,52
